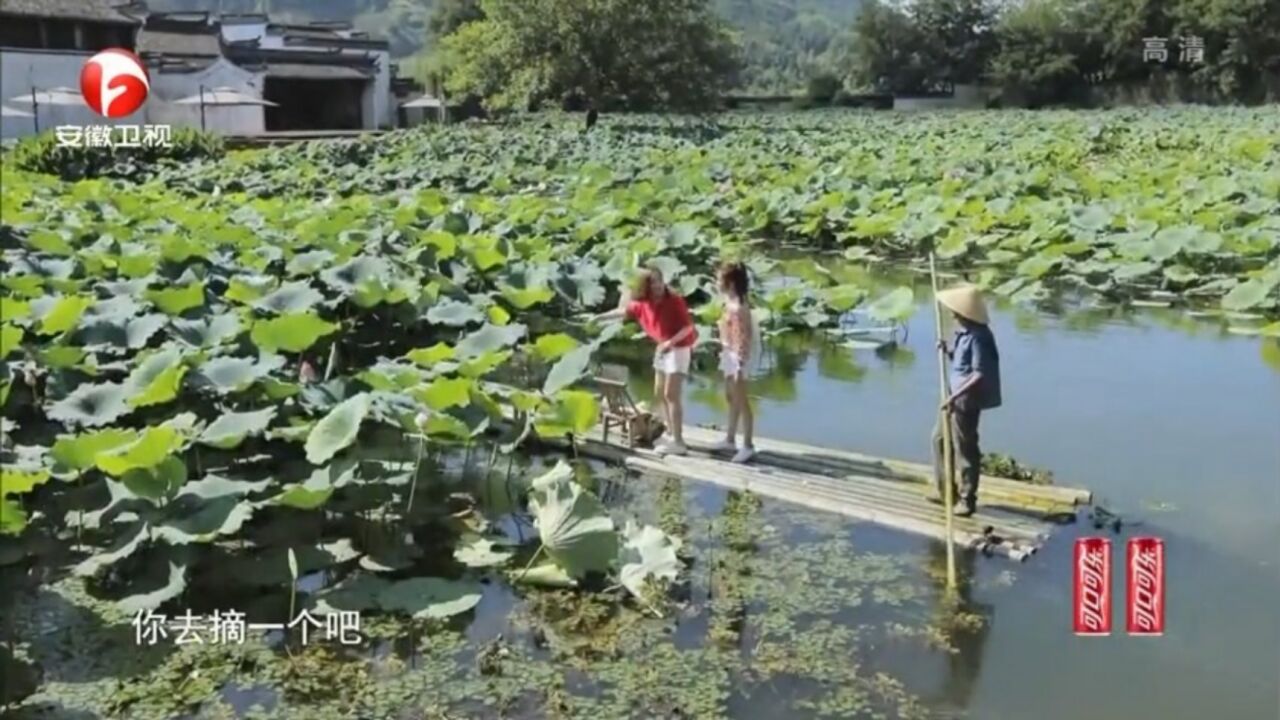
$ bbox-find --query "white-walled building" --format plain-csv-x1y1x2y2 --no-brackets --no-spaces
0,1,396,140
0,0,142,139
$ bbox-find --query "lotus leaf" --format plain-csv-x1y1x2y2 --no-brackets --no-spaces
456,322,526,359
47,381,131,427
51,428,139,471
528,461,617,577
171,313,243,348
195,354,284,394
37,294,93,336
96,427,184,477
199,407,277,449
618,521,682,601
454,537,515,568
0,325,23,358
304,393,370,465
145,282,205,316
125,347,187,408
251,312,338,353
376,577,483,619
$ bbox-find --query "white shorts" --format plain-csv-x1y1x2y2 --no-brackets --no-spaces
654,346,692,376
719,350,744,380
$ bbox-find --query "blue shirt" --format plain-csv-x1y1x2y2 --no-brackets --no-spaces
951,323,1001,411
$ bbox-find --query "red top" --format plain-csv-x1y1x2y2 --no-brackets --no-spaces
627,293,698,348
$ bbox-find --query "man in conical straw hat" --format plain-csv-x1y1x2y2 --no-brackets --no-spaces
933,284,1001,517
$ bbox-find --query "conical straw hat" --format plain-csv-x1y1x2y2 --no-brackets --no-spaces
936,284,990,325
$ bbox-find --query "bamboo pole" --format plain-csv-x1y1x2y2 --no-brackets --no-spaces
930,252,958,591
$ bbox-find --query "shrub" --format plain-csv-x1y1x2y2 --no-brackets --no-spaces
6,127,224,181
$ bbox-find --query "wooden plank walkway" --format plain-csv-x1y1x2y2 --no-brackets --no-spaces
571,425,1091,562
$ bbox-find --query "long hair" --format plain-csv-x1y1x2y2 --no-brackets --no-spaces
717,261,749,301
630,265,664,302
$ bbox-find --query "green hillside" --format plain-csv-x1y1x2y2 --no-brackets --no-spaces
148,0,858,92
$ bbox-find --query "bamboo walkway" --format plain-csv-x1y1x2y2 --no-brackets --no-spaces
572,425,1092,562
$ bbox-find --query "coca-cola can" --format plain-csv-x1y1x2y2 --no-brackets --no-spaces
1126,537,1165,636
1073,537,1112,636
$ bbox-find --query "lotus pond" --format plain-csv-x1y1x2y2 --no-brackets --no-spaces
1,109,1278,719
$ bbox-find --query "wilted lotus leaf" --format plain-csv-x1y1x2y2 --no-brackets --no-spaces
618,521,682,601
47,381,131,427
199,407,277,449
454,537,514,568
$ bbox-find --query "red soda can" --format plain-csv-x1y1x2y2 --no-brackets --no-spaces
1073,537,1112,636
1126,537,1165,636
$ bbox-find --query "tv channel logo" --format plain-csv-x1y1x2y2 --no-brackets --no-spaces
80,48,150,118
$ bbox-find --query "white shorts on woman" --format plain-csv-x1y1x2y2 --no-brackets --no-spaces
653,346,692,375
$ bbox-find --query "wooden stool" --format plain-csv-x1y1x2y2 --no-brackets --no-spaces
596,376,664,448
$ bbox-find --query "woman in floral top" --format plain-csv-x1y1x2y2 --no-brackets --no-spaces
711,261,755,463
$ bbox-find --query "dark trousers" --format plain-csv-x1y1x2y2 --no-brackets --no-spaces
933,406,981,506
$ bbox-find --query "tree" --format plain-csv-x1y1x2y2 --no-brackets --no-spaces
442,0,741,112
987,0,1086,105
427,0,486,41
911,0,999,85
843,0,931,94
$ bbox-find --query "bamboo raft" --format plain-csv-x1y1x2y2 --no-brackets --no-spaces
570,425,1092,562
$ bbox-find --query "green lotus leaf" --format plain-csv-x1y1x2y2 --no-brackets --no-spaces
865,286,915,323
38,345,86,368
532,333,580,361
618,521,682,601
171,313,243,348
51,428,139,472
177,473,272,501
117,558,188,614
73,521,148,576
145,282,205,316
527,460,617,577
1150,226,1198,261
456,322,526,359
153,496,254,545
414,377,473,411
467,236,507,271
250,312,338,353
0,499,26,536
119,456,187,503
321,256,391,294
312,573,388,613
419,411,475,440
1,468,51,497
286,249,335,277
405,342,455,367
533,390,599,437
500,283,555,310
38,294,94,336
305,393,370,465
454,537,515,568
511,562,578,588
0,325,23,359
226,275,278,305
96,427,184,477
254,282,324,314
199,407,277,449
458,349,510,378
542,343,594,395
195,354,285,394
820,285,868,313
47,381,131,428
1222,277,1279,312
425,299,485,327
125,347,188,408
1113,261,1160,281
376,577,482,619
77,314,168,350
211,540,360,587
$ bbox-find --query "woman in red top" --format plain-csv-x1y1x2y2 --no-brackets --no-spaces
594,265,697,456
